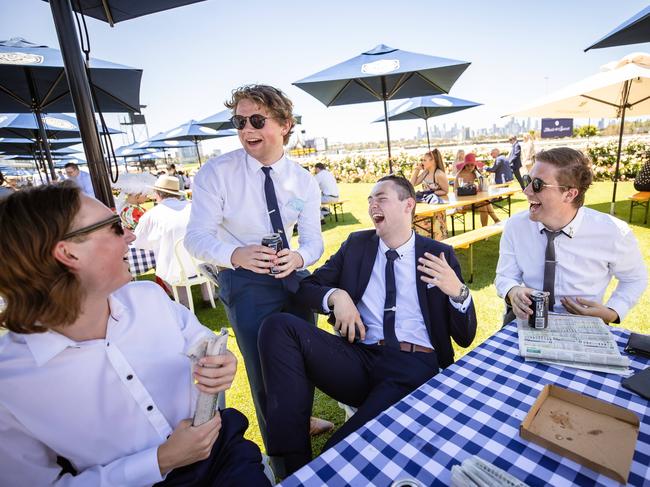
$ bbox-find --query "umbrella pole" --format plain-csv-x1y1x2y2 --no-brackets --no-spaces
381,77,393,173
49,0,115,208
194,138,202,167
425,118,431,152
610,80,631,215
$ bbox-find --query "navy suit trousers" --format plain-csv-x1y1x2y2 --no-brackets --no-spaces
217,269,314,451
258,313,440,477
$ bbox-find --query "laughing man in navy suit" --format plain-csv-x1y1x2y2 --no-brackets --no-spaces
258,175,477,476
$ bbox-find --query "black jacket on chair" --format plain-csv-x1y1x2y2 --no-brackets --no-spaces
297,230,477,369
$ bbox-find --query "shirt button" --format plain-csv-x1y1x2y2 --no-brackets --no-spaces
147,405,153,411
106,342,110,347
126,374,133,381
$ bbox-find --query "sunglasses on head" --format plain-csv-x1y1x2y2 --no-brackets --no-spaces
230,114,269,130
523,174,569,193
63,214,124,240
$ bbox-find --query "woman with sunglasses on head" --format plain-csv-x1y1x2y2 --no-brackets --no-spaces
410,149,449,240
185,85,330,475
454,153,500,226
0,183,271,486
496,147,647,326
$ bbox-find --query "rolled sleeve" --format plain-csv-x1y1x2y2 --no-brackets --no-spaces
295,176,324,267
605,229,648,321
185,167,237,268
495,221,523,299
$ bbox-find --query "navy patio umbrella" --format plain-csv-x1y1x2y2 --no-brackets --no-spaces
585,6,650,51
293,44,470,172
0,37,141,194
39,0,205,206
0,113,122,140
151,120,236,165
373,95,481,151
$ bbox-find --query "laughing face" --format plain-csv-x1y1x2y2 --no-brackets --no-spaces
368,180,414,240
525,161,577,230
235,98,290,165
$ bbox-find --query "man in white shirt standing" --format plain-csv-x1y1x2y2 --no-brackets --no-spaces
185,85,327,468
133,174,202,308
496,147,647,324
64,162,94,197
0,184,270,486
258,175,477,476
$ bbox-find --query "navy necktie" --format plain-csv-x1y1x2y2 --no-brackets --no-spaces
383,249,400,349
261,166,289,249
542,229,562,310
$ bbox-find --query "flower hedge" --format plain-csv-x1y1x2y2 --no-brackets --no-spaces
301,140,649,183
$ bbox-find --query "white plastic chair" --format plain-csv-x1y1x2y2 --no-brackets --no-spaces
171,238,216,313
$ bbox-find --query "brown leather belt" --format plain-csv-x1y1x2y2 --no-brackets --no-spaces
378,340,434,353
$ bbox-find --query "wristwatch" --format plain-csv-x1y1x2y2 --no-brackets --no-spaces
450,284,470,303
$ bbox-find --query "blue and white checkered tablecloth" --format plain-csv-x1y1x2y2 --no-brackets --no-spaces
280,323,650,487
127,246,156,277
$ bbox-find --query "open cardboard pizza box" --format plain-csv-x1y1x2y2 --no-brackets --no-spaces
520,384,639,484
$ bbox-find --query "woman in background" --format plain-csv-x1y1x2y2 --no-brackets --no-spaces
521,133,536,174
455,153,500,226
410,149,449,240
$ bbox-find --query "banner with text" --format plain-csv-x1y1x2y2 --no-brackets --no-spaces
541,118,573,138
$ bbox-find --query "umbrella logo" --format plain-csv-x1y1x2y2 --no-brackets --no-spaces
361,59,400,75
431,97,453,107
0,52,44,65
0,116,7,124
44,117,76,130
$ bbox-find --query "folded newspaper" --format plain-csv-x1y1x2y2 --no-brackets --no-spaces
451,456,529,487
517,313,630,375
187,328,229,426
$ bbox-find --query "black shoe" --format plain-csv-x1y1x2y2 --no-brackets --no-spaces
321,218,326,225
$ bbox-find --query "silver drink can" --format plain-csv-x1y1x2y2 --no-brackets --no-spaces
528,290,550,329
261,233,283,274
390,479,425,487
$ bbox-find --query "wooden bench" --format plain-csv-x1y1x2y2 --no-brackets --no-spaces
323,199,348,222
628,192,650,224
443,222,506,283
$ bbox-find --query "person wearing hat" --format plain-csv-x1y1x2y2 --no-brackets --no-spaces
454,153,500,226
133,175,204,308
507,135,526,189
112,172,157,230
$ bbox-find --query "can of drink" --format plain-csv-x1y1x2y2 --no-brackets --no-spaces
528,290,550,329
390,479,425,487
261,233,283,274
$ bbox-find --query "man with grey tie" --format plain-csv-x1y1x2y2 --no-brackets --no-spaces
496,147,647,324
185,85,329,466
258,175,477,477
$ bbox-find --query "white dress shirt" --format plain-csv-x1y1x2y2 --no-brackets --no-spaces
495,207,647,320
0,282,212,486
133,198,194,284
71,170,94,197
185,149,323,269
324,232,471,349
314,169,339,199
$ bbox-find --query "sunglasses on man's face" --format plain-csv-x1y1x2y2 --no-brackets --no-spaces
230,114,269,130
63,214,124,240
523,174,569,193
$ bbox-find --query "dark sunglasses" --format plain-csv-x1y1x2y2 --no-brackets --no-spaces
230,114,269,130
523,174,569,193
63,214,124,240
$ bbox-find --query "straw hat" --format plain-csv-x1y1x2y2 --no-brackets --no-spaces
152,175,185,195
455,153,485,171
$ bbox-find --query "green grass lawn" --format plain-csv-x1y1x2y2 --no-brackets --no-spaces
183,180,649,457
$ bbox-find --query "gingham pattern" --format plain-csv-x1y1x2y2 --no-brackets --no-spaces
280,324,650,487
127,246,156,277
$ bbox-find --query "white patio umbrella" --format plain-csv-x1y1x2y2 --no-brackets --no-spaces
504,52,650,214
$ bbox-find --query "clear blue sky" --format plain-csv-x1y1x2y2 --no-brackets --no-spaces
1,0,649,151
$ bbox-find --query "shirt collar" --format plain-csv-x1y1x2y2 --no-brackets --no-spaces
246,152,288,176
23,292,127,367
378,231,415,259
535,206,583,238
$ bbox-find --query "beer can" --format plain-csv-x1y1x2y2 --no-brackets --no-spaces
390,479,425,487
261,233,283,274
528,290,549,329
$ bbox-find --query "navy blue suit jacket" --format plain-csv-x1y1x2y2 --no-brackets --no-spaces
509,141,522,171
297,230,477,369
485,155,514,183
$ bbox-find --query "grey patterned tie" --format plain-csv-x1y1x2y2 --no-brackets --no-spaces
542,229,562,310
